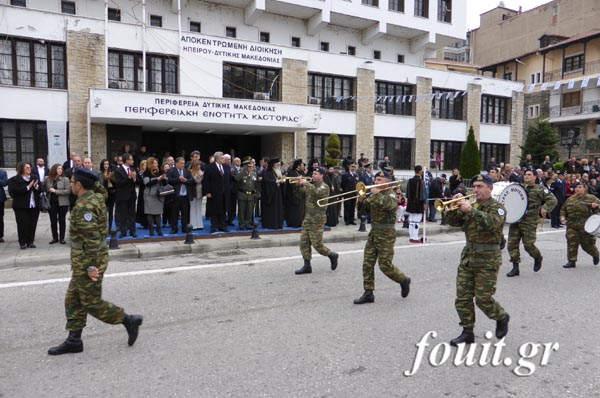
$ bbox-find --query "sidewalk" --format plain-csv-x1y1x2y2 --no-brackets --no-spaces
0,210,457,269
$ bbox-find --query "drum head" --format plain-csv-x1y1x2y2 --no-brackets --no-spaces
492,182,528,223
584,214,600,234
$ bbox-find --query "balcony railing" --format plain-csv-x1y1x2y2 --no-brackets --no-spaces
543,60,600,82
549,99,600,118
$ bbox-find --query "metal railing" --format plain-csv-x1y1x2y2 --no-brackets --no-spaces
543,60,600,83
549,99,600,118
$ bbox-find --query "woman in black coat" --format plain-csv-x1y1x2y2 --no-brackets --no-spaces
8,162,41,249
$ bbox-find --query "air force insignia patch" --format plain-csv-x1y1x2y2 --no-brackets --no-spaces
83,213,93,222
498,208,505,216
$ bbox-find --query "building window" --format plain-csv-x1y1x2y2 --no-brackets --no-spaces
503,72,513,81
291,37,300,47
480,143,508,168
108,8,121,21
61,1,76,15
431,140,463,170
10,0,26,6
564,54,584,73
0,37,66,89
308,73,355,111
389,0,404,12
226,27,236,38
528,104,541,119
415,0,428,18
150,15,162,27
432,88,464,120
320,42,329,52
259,32,270,43
307,133,354,165
397,54,405,63
0,119,48,168
223,63,281,101
481,95,510,124
373,50,381,60
347,46,356,56
562,91,581,108
362,0,379,7
438,0,451,23
190,21,201,32
375,137,412,170
530,72,542,84
108,50,177,93
375,81,414,116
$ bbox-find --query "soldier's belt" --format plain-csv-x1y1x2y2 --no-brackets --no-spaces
465,242,501,251
238,190,256,195
370,223,395,230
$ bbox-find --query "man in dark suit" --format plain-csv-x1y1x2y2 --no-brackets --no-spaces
204,151,230,233
64,155,83,210
341,163,359,225
32,157,50,184
0,166,7,242
550,171,567,228
63,151,78,172
167,157,196,234
113,153,138,238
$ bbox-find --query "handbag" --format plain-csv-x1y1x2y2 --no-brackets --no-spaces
39,191,51,213
157,184,175,197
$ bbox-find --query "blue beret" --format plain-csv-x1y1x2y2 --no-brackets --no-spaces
374,170,391,179
73,167,99,182
315,167,326,175
471,174,493,186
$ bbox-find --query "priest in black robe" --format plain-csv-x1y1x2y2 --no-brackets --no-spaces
284,159,305,228
261,158,284,229
324,164,339,227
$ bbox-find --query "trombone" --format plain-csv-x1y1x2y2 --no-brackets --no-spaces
278,176,313,184
317,180,403,207
433,194,476,212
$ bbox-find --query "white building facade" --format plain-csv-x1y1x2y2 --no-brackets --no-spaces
0,0,522,170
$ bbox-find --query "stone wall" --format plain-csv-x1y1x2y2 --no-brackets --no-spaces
414,76,432,167
282,58,308,162
466,83,481,143
355,68,375,161
509,90,525,165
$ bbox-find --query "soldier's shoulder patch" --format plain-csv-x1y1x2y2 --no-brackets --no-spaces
544,188,549,194
83,213,93,222
498,208,505,216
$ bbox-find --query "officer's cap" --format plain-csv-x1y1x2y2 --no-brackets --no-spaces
364,162,372,168
471,174,494,187
242,159,252,167
374,170,391,180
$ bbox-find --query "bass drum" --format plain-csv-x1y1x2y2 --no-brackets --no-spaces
491,182,528,224
584,214,600,237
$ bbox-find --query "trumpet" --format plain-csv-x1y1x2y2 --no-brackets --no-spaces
433,194,476,212
317,180,403,207
278,176,313,184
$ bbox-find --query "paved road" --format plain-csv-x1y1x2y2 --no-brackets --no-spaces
1,229,599,397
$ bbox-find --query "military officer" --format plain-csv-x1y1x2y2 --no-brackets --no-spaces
294,168,339,275
353,171,410,304
48,168,143,355
445,174,510,346
560,182,600,268
235,159,259,230
506,169,557,277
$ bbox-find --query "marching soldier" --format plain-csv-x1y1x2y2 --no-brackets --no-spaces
294,168,339,275
506,169,557,277
235,159,259,230
353,171,410,304
445,174,510,346
560,182,600,268
48,168,143,355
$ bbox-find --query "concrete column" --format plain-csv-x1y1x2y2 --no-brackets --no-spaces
414,76,432,167
282,58,308,162
509,90,524,166
356,68,375,161
466,83,482,144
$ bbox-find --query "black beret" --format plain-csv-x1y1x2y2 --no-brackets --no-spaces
73,167,99,183
374,170,391,179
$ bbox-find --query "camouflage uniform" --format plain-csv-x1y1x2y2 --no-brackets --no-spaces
299,181,332,260
560,193,600,262
445,198,508,329
65,182,125,331
507,183,557,263
235,168,259,230
358,190,407,291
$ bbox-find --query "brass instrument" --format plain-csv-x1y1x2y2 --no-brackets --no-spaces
279,176,313,184
434,194,476,212
317,180,403,207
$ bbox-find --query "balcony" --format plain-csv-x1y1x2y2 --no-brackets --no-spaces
549,100,600,118
543,60,600,82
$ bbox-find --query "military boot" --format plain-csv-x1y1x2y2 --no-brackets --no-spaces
328,252,339,270
48,330,83,355
563,261,576,269
450,329,475,347
506,262,520,277
295,260,312,275
400,277,411,298
123,314,144,346
496,314,510,339
353,290,374,304
533,256,543,272
593,255,599,266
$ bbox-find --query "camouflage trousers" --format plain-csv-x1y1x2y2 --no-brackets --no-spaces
362,229,406,291
455,262,506,330
566,223,599,262
507,221,541,263
300,222,331,260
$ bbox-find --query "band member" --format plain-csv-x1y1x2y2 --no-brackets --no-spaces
445,174,510,346
560,182,600,268
341,163,359,225
294,168,339,274
353,171,410,304
235,159,259,230
406,165,426,243
506,169,557,277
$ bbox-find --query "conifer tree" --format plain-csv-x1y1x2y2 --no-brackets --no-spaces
520,119,559,165
324,133,342,166
459,126,482,180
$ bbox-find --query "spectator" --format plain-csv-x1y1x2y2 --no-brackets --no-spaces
379,156,391,171
341,163,359,225
449,168,462,193
99,159,116,230
406,165,426,243
8,162,41,249
0,166,6,243
135,160,148,228
142,157,167,236
167,157,196,234
32,157,49,184
114,153,139,238
188,158,204,230
540,155,553,172
428,173,446,222
520,153,533,169
161,162,172,229
45,164,70,244
486,157,498,172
